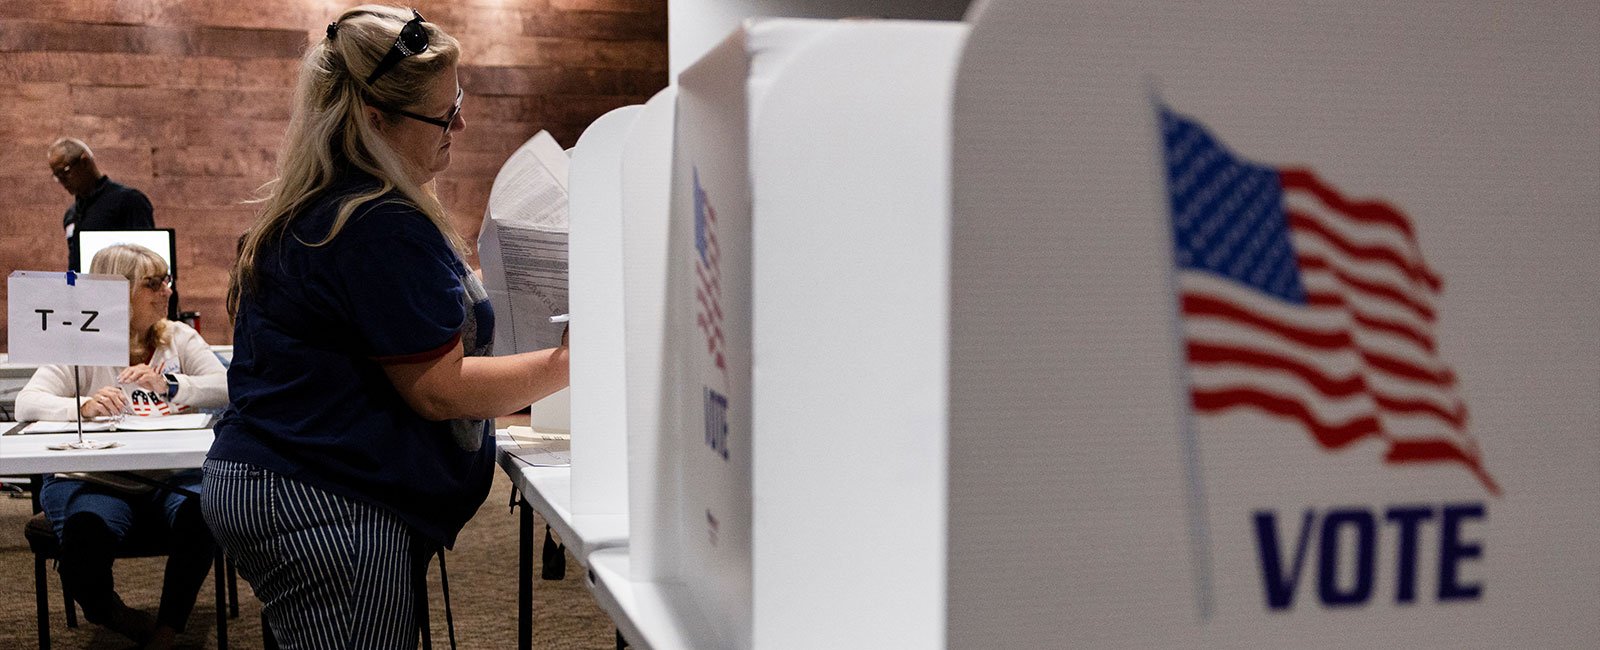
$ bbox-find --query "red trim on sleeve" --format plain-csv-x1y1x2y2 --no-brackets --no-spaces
372,331,462,365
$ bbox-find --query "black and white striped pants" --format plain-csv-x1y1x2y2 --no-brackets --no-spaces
201,458,431,650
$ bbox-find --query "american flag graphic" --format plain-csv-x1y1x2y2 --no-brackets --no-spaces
128,389,174,417
1161,106,1499,496
692,167,729,382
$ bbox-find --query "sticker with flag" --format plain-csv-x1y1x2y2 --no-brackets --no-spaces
1159,105,1499,496
693,166,729,384
692,166,731,462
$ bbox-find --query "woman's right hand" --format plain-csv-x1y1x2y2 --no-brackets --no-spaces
79,386,127,418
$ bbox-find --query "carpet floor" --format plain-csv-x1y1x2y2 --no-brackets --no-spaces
0,470,617,649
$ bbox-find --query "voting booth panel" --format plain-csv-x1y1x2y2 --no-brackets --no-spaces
748,19,966,650
630,18,968,649
655,24,759,649
948,1,1600,647
620,87,677,582
570,105,645,517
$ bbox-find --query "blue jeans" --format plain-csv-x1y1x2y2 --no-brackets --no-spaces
39,469,215,630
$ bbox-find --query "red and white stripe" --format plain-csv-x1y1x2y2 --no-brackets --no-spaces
695,200,729,381
1181,168,1498,495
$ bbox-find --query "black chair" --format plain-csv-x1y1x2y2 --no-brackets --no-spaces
25,510,238,649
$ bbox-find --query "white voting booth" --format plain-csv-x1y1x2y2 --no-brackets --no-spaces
505,105,646,560
568,1,1597,648
945,0,1600,647
569,105,645,524
619,86,677,583
746,19,964,650
585,17,969,650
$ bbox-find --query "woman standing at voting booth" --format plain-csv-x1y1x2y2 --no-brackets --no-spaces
204,6,570,648
16,243,227,649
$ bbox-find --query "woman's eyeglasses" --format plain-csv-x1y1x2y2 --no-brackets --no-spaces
366,9,429,85
139,274,172,290
381,87,463,134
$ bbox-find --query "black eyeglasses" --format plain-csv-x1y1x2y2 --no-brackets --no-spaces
139,274,172,290
366,9,429,85
381,87,463,134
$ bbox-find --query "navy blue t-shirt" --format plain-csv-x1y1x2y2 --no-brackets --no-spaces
211,177,495,547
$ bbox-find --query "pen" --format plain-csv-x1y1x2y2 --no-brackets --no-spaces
549,314,570,323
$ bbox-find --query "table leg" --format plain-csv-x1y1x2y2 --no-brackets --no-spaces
519,494,532,650
214,550,228,650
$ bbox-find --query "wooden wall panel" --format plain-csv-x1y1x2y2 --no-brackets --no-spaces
0,0,666,349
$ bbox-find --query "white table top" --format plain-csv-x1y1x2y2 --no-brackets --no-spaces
495,439,629,564
0,355,41,380
586,547,720,650
0,428,213,475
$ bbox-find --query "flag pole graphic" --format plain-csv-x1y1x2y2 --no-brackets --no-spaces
1152,89,1215,621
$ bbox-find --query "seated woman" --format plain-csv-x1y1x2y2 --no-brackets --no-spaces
16,243,227,650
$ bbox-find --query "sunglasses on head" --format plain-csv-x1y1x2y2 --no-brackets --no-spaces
366,9,429,85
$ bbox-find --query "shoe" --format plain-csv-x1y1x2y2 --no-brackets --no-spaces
142,624,178,650
105,601,157,645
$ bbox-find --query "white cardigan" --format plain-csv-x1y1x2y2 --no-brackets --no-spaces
16,321,228,421
15,322,226,491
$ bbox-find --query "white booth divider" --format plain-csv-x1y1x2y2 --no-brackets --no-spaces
610,18,966,650
948,1,1600,647
651,22,760,648
620,87,677,581
592,3,1596,647
748,19,966,650
569,104,644,523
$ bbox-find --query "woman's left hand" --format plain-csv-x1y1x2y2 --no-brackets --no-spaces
118,364,165,393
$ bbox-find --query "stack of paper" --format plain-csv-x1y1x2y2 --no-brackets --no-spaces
478,131,571,355
22,412,214,434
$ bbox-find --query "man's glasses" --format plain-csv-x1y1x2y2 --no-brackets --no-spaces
50,160,76,179
366,9,429,85
139,274,172,290
381,87,463,134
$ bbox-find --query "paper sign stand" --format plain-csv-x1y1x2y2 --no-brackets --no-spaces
7,271,131,451
61,365,120,450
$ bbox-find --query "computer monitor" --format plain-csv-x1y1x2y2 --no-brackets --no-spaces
74,229,179,320
74,229,177,280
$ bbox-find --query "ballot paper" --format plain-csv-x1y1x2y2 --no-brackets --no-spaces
504,425,572,466
479,131,570,353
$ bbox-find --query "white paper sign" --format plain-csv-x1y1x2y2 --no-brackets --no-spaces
8,271,129,366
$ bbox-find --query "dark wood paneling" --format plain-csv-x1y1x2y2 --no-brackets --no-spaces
0,1,666,348
460,64,665,97
0,21,310,59
0,52,302,89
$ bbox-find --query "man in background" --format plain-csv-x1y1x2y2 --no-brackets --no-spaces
48,137,154,271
